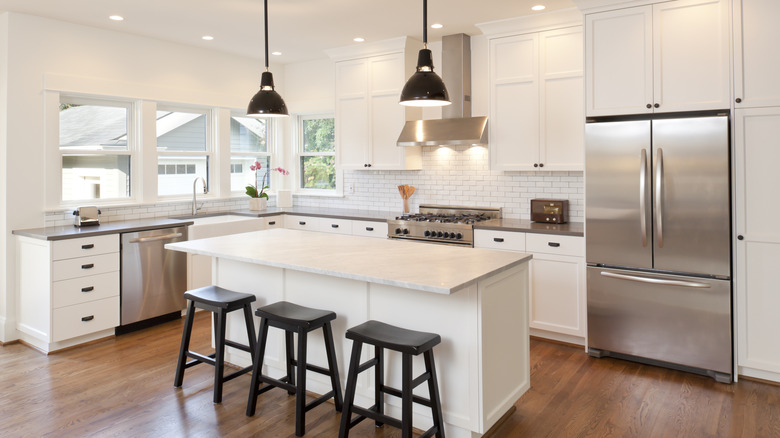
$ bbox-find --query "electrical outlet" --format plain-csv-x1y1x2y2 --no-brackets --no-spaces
346,183,355,194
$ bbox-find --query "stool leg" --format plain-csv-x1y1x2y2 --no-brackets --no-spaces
323,322,343,411
213,309,227,404
242,304,257,363
246,318,270,416
338,340,363,438
173,300,195,387
401,353,413,438
375,346,384,427
424,350,445,438
294,329,308,437
285,330,296,394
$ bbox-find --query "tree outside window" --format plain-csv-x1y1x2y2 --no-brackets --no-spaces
299,115,335,191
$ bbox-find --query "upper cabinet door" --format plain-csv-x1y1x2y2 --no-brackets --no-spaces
368,54,413,170
585,6,653,117
653,0,731,113
734,0,780,108
335,59,369,169
489,33,540,170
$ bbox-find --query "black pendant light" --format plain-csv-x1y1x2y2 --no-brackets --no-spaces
247,0,288,118
399,0,451,107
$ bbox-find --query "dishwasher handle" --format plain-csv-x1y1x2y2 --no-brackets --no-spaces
128,232,183,243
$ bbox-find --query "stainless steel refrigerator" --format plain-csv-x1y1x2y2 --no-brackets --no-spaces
585,112,732,383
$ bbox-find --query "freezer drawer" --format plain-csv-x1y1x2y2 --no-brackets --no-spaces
587,266,732,377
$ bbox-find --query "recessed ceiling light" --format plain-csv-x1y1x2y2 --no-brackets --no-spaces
202,35,214,41
353,37,365,42
431,23,443,29
109,15,124,21
531,5,546,11
272,51,282,56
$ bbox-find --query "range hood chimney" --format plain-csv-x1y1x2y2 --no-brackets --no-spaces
397,33,488,147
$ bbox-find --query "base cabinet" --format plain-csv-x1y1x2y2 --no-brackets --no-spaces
474,229,586,345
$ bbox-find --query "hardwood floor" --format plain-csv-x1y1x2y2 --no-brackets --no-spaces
2,313,779,437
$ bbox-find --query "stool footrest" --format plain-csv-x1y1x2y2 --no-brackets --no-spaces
255,374,296,394
380,384,434,408
222,365,253,383
356,357,379,374
419,425,441,438
305,390,336,413
290,359,339,377
350,405,402,429
185,351,217,367
224,339,253,353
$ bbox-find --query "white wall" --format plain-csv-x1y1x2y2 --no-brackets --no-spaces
0,12,285,342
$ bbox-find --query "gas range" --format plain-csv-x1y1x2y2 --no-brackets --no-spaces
387,205,501,246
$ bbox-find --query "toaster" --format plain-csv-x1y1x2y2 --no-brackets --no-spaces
73,206,101,227
530,199,568,224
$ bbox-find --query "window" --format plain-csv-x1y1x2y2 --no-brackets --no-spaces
297,114,336,192
230,114,272,194
156,108,210,196
59,98,132,202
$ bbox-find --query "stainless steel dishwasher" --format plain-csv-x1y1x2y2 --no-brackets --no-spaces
118,226,188,333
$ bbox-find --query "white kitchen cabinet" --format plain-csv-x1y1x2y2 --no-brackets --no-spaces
489,26,583,171
318,217,353,235
734,107,780,382
284,215,321,231
187,216,265,290
351,220,388,239
263,215,283,229
330,37,423,170
16,234,120,352
733,0,780,108
585,0,730,116
474,229,586,345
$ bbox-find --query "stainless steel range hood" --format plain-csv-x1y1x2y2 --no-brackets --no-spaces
397,34,488,147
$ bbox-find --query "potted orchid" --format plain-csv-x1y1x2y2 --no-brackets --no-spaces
246,161,289,211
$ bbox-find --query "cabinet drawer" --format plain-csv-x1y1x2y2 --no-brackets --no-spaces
52,234,118,261
52,296,119,342
474,230,526,252
285,215,321,230
352,220,388,238
52,272,119,309
526,233,584,257
319,218,353,235
52,253,120,282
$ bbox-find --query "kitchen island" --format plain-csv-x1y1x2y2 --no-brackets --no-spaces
166,228,531,438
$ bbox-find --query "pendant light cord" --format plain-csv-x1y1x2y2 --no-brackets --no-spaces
422,0,428,48
264,0,269,71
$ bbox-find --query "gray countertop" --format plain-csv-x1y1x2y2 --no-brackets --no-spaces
14,206,582,240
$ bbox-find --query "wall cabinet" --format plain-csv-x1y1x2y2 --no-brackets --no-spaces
585,0,730,116
17,234,120,352
733,0,780,108
489,26,584,171
330,37,423,170
474,229,586,345
734,107,780,382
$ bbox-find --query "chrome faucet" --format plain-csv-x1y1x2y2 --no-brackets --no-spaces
192,177,207,215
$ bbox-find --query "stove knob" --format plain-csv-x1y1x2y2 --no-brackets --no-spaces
402,229,409,234
424,230,431,237
437,231,443,238
455,233,463,240
395,228,402,235
443,232,450,238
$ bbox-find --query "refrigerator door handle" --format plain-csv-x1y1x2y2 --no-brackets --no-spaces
640,148,648,247
600,271,711,288
655,148,664,248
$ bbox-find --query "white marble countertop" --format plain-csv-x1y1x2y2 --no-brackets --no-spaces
165,228,532,294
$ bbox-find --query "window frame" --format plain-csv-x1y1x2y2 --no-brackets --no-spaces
295,112,340,196
228,111,275,196
56,95,136,206
155,104,214,199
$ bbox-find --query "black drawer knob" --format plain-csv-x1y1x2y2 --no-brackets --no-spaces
548,242,561,248
539,163,544,168
646,103,652,109
81,286,94,292
654,103,660,108
533,163,539,168
81,315,94,322
81,244,94,249
493,237,504,243
735,98,742,103
737,235,744,240
81,263,94,270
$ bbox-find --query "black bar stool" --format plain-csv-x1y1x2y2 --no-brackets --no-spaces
338,320,445,438
173,285,257,404
246,301,343,437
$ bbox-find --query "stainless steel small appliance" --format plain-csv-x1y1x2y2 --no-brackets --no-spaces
73,206,101,227
387,205,501,246
531,199,568,224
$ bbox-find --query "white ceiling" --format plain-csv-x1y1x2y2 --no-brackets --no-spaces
0,0,575,64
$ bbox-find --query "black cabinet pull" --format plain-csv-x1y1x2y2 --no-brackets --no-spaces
81,244,94,249
533,163,539,168
81,286,94,292
654,103,660,108
646,103,652,109
493,237,504,243
268,221,276,225
299,221,306,225
736,98,742,103
81,263,94,269
331,224,339,228
81,315,94,322
548,242,561,248
539,163,544,168
366,227,374,231
737,235,744,240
